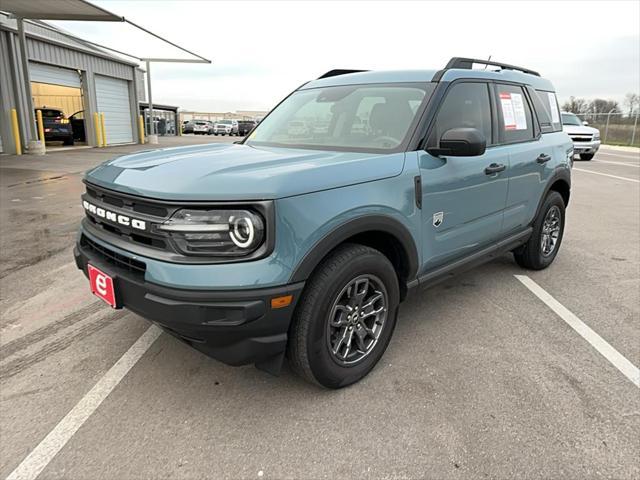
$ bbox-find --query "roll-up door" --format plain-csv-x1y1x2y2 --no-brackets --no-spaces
95,75,133,144
29,63,81,88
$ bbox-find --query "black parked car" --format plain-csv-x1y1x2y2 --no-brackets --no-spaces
182,120,194,134
237,120,256,136
36,108,74,145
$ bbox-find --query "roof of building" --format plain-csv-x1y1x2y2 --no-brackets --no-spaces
0,0,122,21
0,12,138,66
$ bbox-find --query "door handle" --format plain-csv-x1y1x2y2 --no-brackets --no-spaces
484,163,506,175
536,153,551,164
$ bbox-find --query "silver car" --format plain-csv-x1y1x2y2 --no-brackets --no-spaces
561,112,601,161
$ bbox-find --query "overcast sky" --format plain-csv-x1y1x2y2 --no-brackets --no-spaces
52,0,640,112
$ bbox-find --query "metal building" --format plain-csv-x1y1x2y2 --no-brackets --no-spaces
0,12,145,154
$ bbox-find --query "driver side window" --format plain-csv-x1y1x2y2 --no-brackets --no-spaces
430,82,492,148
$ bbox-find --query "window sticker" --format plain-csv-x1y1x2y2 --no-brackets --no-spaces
510,93,528,130
547,92,560,123
500,92,527,130
499,93,516,130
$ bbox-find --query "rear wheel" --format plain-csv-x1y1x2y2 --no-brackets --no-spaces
513,191,565,270
288,244,399,389
63,136,74,146
580,153,594,161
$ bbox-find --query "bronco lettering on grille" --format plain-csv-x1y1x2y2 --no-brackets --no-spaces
83,200,147,230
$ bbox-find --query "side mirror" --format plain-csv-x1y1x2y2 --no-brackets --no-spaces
428,127,486,157
582,121,589,126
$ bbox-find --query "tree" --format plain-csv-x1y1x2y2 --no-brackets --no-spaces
624,92,639,116
562,96,588,114
588,99,620,114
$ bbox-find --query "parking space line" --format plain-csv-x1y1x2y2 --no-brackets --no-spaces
515,275,640,388
597,152,640,161
593,160,640,168
572,168,639,183
5,325,162,480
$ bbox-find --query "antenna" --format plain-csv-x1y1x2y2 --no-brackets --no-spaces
483,55,492,70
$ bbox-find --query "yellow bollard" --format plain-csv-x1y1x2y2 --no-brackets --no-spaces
10,108,22,155
138,114,145,144
36,109,46,153
100,113,107,146
93,112,103,147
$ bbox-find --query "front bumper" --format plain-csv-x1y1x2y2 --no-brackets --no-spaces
571,140,601,154
74,238,304,367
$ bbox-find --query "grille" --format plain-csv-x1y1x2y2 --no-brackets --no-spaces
86,186,168,217
81,235,146,275
570,135,592,142
85,214,167,249
84,184,170,251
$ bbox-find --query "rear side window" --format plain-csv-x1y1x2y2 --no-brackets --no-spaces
533,90,562,132
430,82,493,147
496,84,535,143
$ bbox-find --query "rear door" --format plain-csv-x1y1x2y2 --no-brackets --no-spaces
419,81,510,270
494,83,555,233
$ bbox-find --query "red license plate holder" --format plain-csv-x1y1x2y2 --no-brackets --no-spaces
88,264,118,308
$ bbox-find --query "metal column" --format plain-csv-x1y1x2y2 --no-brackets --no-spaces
146,59,154,135
16,17,37,141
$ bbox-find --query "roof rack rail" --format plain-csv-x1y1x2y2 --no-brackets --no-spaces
445,57,540,77
317,69,368,79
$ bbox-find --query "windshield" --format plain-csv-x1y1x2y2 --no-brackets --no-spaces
561,113,582,126
218,120,232,125
245,83,433,152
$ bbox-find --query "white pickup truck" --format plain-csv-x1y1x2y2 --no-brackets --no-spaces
561,112,601,161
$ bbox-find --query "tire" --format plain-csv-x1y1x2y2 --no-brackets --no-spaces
579,153,594,161
513,191,565,270
63,136,74,146
287,243,400,389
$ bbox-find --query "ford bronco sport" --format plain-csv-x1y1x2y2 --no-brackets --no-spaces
75,57,572,388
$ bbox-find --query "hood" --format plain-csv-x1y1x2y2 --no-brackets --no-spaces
562,124,599,135
85,143,405,201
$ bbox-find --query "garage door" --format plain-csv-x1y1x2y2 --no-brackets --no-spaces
95,75,133,144
29,63,81,88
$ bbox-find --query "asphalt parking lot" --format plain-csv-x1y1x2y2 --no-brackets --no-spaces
1,140,638,479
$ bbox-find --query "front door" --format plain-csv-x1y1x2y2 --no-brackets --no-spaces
419,81,509,271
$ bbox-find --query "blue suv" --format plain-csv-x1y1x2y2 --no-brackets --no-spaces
75,58,572,388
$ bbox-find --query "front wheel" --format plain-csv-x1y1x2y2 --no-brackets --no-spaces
580,153,594,161
287,244,399,389
513,191,565,270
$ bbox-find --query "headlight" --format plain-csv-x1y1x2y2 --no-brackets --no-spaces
593,132,600,140
156,209,265,256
